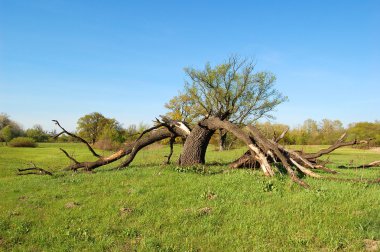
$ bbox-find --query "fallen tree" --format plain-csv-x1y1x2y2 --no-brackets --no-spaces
18,57,380,187
43,116,379,188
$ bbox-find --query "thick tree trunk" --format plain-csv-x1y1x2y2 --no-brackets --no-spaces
179,124,215,166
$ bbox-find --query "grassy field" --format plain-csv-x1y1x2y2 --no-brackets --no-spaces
0,143,379,251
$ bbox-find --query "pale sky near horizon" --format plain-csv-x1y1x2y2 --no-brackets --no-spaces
1,0,379,131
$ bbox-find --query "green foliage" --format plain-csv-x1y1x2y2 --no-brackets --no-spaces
8,137,37,147
0,143,379,251
255,118,350,145
124,122,150,141
0,113,12,129
0,113,24,143
77,112,125,147
77,112,110,144
25,125,49,142
166,56,287,123
0,125,14,143
347,121,380,145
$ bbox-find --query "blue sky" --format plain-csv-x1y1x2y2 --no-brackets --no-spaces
0,0,379,131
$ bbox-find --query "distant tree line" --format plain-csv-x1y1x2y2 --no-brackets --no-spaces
253,119,380,146
0,112,149,149
209,119,380,148
1,112,379,148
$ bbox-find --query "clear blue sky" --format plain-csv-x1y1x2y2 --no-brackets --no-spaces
1,0,379,131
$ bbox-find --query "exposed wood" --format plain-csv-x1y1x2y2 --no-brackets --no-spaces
229,150,259,169
246,125,309,188
160,116,191,136
199,117,275,176
289,158,321,178
274,127,289,143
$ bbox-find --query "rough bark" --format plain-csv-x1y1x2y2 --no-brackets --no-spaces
179,124,215,165
199,117,275,176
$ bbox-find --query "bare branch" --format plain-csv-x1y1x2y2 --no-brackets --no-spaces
303,133,357,160
339,160,380,169
52,120,101,158
165,137,175,164
18,162,53,176
275,128,289,143
59,148,80,164
135,123,165,142
289,158,321,178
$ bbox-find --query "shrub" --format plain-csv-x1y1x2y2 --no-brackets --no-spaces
9,137,37,147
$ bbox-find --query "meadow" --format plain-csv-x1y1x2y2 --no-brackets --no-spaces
0,143,379,251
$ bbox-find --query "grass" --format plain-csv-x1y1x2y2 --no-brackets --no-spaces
0,143,379,251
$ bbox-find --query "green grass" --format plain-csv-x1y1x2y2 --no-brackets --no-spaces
0,143,379,251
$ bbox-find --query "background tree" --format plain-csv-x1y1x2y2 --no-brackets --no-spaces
167,56,287,151
347,121,380,146
0,113,12,129
165,93,199,123
26,125,49,142
0,113,24,144
0,126,13,145
77,112,124,145
318,119,344,144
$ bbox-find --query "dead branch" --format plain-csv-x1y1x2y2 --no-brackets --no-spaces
313,165,338,174
52,120,101,158
246,125,310,188
338,160,380,169
55,117,190,171
160,115,191,136
165,137,176,164
302,133,357,160
59,148,80,165
275,127,289,143
199,117,275,177
18,162,53,176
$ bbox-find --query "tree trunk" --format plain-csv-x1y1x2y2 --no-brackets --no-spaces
218,129,227,151
179,124,215,165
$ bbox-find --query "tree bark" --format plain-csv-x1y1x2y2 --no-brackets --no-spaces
199,117,275,176
179,124,215,166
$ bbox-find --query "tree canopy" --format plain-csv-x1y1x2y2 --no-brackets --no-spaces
166,56,287,124
77,112,124,144
0,113,24,143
